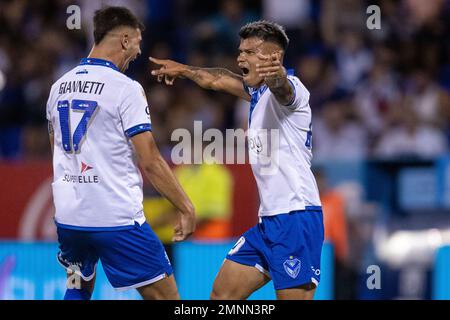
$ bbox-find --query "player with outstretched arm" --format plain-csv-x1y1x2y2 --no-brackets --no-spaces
150,21,323,300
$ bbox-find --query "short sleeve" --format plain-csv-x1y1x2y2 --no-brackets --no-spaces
283,75,310,111
119,81,152,138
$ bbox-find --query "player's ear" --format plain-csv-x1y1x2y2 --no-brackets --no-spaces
121,33,130,50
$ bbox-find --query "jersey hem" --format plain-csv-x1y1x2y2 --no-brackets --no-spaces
55,221,136,231
258,205,322,217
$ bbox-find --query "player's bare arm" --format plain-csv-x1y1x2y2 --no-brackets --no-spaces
256,52,295,106
48,121,54,154
149,57,251,101
131,131,196,241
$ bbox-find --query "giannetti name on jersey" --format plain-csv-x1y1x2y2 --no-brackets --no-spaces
58,81,105,95
62,174,99,184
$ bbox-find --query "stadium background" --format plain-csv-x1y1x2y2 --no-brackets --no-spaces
0,0,449,299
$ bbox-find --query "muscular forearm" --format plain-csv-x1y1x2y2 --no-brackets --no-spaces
48,121,54,155
182,66,242,91
142,156,194,216
150,57,250,100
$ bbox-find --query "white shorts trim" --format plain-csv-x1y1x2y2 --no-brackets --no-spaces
56,255,97,282
114,273,168,292
255,263,271,278
311,278,319,287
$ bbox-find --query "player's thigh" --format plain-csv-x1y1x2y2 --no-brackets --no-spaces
95,223,173,291
137,274,179,300
263,210,324,296
276,283,316,300
211,259,270,300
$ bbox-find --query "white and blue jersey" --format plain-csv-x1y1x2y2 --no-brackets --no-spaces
47,58,172,291
245,71,322,217
47,58,151,229
227,71,324,290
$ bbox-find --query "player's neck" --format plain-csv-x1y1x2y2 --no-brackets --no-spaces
87,46,123,71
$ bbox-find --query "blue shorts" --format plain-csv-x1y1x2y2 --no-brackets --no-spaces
226,209,324,290
56,222,173,291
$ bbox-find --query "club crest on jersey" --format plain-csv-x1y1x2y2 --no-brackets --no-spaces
80,162,93,174
283,256,301,279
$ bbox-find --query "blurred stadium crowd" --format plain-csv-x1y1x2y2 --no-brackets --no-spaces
1,0,449,160
1,0,450,300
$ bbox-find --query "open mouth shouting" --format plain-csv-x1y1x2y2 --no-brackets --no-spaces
241,67,250,76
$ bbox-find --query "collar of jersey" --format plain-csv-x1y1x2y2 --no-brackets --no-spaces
79,58,119,71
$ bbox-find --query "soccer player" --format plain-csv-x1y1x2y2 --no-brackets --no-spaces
150,21,324,300
46,7,195,300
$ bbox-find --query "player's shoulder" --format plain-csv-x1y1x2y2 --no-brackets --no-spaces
287,74,310,104
287,74,309,93
112,69,136,85
48,66,79,97
95,69,143,99
118,78,146,101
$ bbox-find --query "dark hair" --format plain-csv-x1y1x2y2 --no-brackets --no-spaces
93,6,144,45
239,20,289,50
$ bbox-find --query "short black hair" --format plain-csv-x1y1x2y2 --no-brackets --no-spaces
239,20,289,50
93,6,144,45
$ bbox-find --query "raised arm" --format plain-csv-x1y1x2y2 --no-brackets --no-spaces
256,52,295,106
149,57,251,102
131,131,196,242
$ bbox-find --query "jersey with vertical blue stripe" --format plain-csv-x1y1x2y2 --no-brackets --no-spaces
245,72,321,216
46,58,151,229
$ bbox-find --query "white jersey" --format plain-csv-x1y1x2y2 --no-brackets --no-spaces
46,58,151,229
245,73,321,217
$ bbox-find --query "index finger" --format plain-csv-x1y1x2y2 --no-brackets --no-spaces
149,56,166,65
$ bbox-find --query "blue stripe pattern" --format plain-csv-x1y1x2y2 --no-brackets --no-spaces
79,58,119,71
248,85,268,126
125,123,152,137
